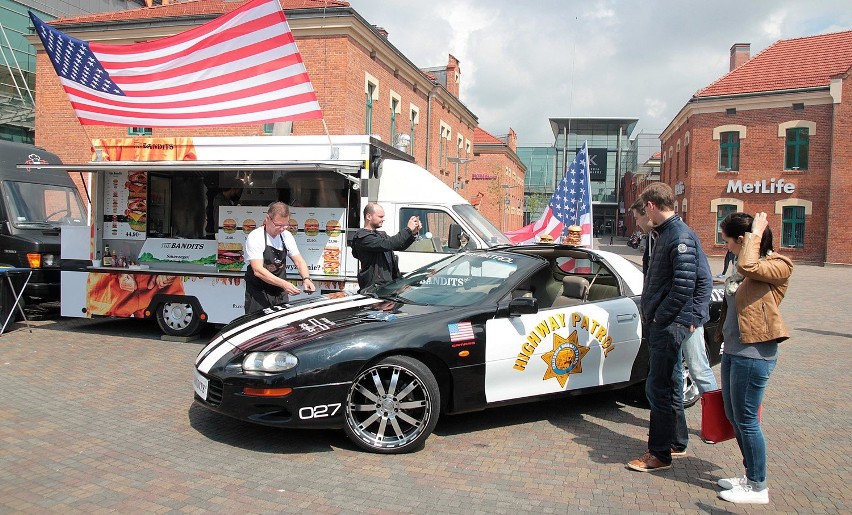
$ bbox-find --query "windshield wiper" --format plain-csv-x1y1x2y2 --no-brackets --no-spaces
379,293,410,304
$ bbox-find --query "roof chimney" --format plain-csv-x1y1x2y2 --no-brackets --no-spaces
445,54,461,98
373,26,389,38
729,43,750,71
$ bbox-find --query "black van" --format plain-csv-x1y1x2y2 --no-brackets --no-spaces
0,141,86,303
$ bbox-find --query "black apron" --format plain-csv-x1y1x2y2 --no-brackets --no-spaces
244,233,289,313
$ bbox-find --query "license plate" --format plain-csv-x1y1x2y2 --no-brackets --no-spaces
194,369,209,400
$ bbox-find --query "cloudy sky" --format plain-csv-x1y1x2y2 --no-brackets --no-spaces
350,1,851,145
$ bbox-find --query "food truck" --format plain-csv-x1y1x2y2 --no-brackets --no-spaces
50,135,509,336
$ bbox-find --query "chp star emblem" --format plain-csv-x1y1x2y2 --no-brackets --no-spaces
541,330,590,388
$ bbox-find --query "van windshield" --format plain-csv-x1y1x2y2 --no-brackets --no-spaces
452,204,511,247
3,181,86,227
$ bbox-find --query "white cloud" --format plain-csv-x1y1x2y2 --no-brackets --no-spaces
350,0,852,144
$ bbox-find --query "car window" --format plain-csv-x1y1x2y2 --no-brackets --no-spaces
375,252,530,306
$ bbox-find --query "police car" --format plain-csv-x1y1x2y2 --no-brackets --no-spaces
194,245,722,453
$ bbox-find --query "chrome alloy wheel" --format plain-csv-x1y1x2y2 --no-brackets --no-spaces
344,356,439,453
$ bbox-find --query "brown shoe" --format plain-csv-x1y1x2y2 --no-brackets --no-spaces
671,447,687,457
627,452,672,472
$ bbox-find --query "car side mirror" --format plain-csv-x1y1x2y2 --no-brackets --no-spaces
508,297,537,316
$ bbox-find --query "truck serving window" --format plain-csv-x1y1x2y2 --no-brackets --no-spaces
3,181,86,227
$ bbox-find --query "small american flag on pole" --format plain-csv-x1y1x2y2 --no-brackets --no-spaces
448,322,474,343
29,0,323,127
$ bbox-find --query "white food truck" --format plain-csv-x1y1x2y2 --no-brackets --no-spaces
51,135,509,336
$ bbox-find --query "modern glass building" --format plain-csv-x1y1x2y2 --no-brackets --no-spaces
518,117,638,235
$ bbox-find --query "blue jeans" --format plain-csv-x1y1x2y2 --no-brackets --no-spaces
646,322,688,463
721,353,776,490
683,326,718,394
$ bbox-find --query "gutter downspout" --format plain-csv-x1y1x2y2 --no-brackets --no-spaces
424,85,439,171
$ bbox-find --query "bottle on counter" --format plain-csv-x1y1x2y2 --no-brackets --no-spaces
103,245,113,266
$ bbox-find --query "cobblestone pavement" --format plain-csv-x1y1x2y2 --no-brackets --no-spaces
1,240,849,514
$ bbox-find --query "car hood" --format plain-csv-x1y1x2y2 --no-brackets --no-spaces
196,294,451,367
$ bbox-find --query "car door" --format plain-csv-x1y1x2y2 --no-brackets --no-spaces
483,279,641,404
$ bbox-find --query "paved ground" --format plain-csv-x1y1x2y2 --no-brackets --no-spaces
1,239,850,514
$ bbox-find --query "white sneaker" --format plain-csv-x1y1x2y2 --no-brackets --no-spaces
717,475,746,489
718,484,769,504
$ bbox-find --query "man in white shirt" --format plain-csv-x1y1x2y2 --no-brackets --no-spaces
243,202,315,314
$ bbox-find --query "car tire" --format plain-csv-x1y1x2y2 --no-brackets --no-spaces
343,355,440,454
156,300,204,337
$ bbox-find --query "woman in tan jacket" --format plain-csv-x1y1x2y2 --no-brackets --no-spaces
715,212,793,505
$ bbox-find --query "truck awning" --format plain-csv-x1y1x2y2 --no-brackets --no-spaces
16,161,365,173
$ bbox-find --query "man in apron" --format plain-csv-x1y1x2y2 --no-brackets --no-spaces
244,202,315,314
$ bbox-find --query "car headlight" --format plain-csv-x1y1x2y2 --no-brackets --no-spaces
243,351,298,372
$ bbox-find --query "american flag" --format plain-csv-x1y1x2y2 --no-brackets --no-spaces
448,321,474,343
506,141,594,247
29,0,323,127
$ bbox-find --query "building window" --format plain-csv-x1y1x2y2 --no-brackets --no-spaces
719,131,740,171
785,128,809,170
781,206,805,248
263,123,274,134
365,82,376,134
128,127,152,136
409,117,416,155
390,99,398,144
716,204,737,244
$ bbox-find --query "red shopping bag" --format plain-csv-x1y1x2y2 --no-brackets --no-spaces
700,389,762,444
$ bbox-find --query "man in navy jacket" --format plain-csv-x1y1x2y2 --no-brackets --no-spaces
628,183,706,472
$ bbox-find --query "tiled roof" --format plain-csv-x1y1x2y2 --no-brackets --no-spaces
696,30,852,98
51,0,349,25
473,127,504,146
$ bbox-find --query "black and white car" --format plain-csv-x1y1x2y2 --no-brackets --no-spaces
194,245,722,453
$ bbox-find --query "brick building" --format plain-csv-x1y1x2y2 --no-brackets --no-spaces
469,128,525,231
660,31,852,265
26,0,524,230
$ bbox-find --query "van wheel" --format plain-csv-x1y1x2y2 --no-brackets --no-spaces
156,300,203,337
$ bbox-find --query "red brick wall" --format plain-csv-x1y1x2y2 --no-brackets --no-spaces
826,72,852,265
662,103,835,264
467,152,524,231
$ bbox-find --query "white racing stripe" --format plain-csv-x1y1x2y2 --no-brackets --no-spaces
197,296,381,373
195,295,363,365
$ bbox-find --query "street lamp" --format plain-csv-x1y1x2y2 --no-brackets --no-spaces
446,156,474,191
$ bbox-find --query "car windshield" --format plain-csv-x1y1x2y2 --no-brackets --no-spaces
3,181,86,227
374,251,537,306
452,204,511,246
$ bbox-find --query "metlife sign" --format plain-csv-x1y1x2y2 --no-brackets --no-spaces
726,178,795,194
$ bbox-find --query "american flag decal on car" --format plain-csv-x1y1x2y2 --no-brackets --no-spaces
448,321,474,343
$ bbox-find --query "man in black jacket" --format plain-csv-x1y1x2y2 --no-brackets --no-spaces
351,203,420,291
628,183,704,473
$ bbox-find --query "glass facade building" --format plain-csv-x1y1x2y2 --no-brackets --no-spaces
518,117,638,235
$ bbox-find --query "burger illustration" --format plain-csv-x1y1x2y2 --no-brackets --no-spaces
304,218,320,236
287,218,299,235
222,218,237,234
326,219,342,237
322,244,341,275
565,225,583,246
242,218,256,233
217,242,244,270
125,171,147,232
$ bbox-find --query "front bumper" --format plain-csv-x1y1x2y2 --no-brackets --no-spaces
193,369,351,429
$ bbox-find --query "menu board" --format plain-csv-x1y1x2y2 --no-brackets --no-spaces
216,206,345,277
102,170,147,240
